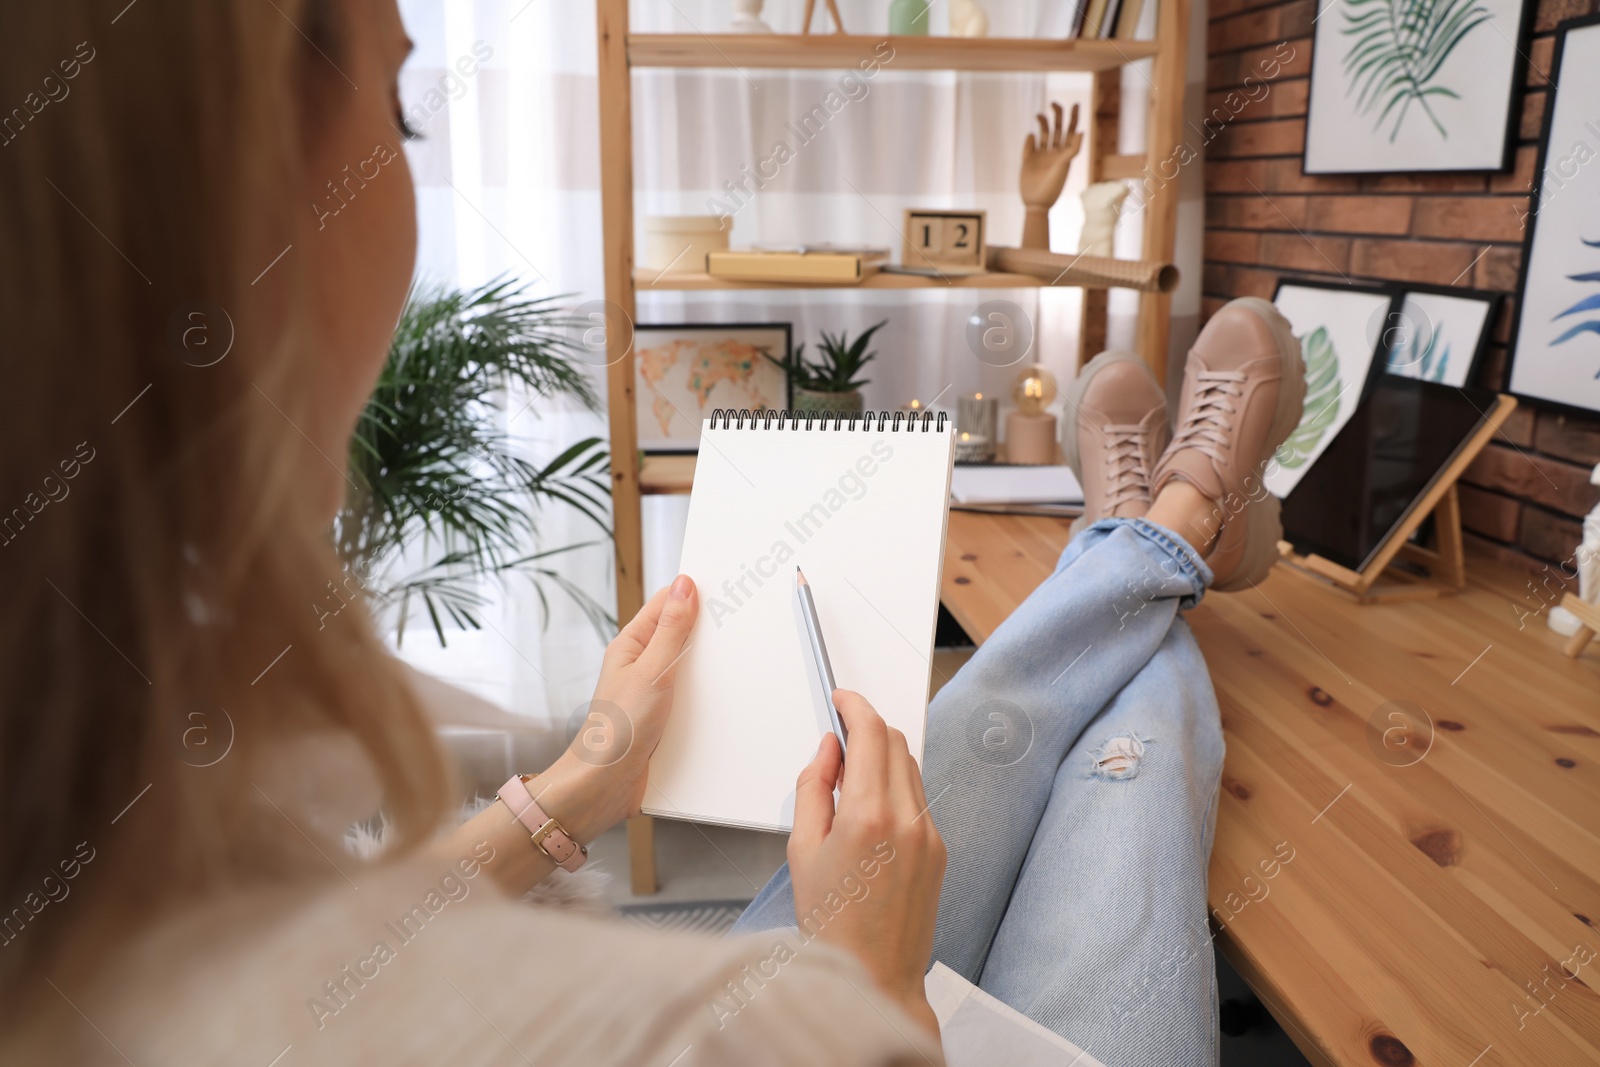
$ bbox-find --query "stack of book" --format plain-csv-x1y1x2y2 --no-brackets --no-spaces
948,465,1084,518
706,245,890,285
1070,0,1146,39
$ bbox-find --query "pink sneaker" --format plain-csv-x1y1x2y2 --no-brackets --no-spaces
1062,350,1171,537
1150,298,1306,591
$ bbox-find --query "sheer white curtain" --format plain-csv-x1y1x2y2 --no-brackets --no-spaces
392,0,1193,734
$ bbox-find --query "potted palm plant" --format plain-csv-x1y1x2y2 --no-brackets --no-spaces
765,320,886,414
335,278,614,646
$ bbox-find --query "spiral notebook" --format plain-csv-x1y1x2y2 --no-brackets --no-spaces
643,409,956,832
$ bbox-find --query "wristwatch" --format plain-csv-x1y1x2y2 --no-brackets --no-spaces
496,774,588,873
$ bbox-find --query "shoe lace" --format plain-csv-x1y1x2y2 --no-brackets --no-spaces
1170,371,1245,463
1101,422,1155,513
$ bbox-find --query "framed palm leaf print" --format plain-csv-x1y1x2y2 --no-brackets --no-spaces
1303,0,1533,174
1266,279,1399,498
1508,15,1600,416
1383,285,1500,389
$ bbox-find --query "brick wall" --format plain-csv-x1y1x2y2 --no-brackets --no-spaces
1202,0,1600,578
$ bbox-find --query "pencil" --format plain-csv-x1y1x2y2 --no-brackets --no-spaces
795,566,848,755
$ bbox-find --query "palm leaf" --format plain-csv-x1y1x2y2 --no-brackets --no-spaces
1339,0,1490,140
1277,327,1341,470
1386,320,1451,382
1551,237,1600,373
1552,321,1600,346
336,278,616,647
1555,293,1600,320
1421,338,1451,382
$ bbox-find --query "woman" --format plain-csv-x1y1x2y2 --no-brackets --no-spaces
0,2,1302,1063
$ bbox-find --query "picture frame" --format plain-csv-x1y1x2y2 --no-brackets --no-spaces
1507,14,1600,418
1383,284,1501,389
1267,278,1399,498
634,323,792,452
1302,0,1533,175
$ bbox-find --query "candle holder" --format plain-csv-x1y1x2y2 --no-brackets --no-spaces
1004,364,1059,465
956,393,997,463
954,431,991,464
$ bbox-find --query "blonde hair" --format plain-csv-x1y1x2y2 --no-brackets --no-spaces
0,0,450,1000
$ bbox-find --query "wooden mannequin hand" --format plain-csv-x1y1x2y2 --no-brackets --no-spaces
1020,102,1082,209
1019,103,1082,249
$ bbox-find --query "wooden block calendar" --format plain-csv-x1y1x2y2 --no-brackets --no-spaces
902,209,986,273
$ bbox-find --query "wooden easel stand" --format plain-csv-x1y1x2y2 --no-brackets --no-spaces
1278,394,1517,605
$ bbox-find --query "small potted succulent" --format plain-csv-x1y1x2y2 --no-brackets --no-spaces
765,320,885,415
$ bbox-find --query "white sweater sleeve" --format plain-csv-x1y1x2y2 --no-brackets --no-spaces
63,861,944,1067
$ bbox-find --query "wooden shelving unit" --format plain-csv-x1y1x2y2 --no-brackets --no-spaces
595,0,1189,892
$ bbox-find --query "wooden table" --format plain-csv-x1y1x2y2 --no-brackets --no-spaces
940,511,1600,1067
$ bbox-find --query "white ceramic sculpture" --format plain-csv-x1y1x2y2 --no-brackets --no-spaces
1079,180,1130,257
1549,461,1600,636
950,0,990,36
730,0,772,32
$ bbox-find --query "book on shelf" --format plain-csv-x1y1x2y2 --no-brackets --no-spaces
753,243,889,256
1069,0,1091,38
1066,0,1145,39
1079,0,1110,39
1100,0,1123,37
706,247,889,284
1115,0,1146,38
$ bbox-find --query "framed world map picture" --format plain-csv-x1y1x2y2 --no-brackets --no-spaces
634,322,792,452
1302,0,1533,174
1508,15,1600,417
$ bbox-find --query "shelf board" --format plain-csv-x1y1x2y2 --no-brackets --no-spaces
627,34,1158,73
636,269,1051,291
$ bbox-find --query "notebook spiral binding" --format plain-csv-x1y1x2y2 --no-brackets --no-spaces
708,408,950,432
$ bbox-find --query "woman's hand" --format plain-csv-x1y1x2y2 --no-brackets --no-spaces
535,575,698,843
787,690,946,1038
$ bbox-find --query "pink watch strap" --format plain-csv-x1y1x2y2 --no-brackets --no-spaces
497,775,587,872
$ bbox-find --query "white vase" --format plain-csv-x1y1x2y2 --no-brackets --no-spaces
1080,181,1130,257
1549,460,1600,635
730,0,772,32
1550,605,1583,637
950,0,989,36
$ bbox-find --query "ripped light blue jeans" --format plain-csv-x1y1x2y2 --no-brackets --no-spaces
731,519,1226,1066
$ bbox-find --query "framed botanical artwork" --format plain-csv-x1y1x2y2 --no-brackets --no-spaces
1508,15,1600,417
1383,285,1501,388
1302,0,1533,174
1266,279,1399,498
634,323,791,451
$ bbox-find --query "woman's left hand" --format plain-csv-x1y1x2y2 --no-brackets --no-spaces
534,574,698,842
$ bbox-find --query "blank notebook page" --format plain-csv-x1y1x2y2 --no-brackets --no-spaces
644,412,955,832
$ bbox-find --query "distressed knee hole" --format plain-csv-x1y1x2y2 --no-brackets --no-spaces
1092,734,1147,780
